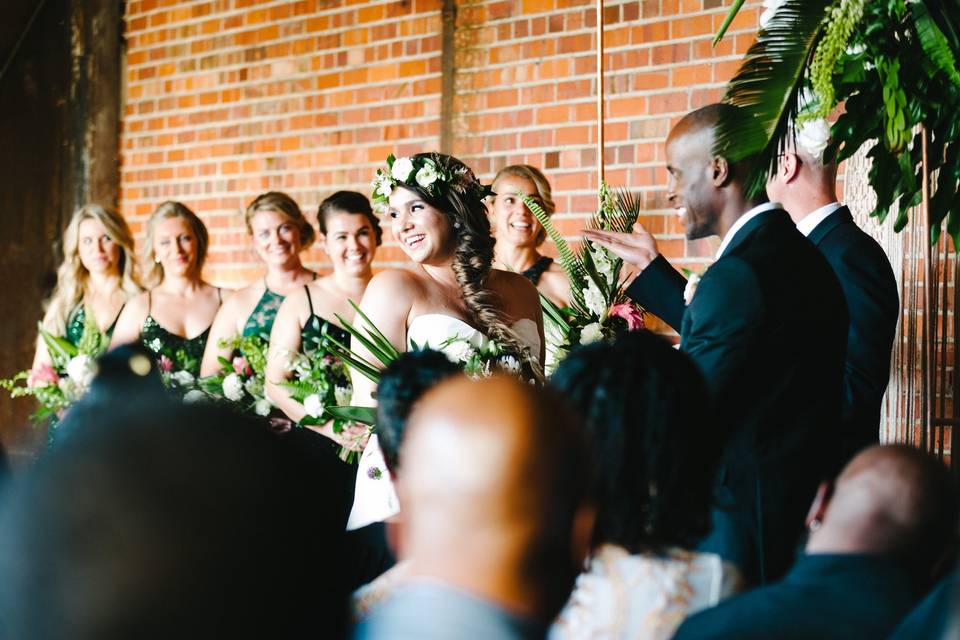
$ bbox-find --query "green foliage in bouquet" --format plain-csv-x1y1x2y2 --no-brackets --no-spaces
278,325,355,430
714,0,960,248
0,311,108,423
196,334,273,416
523,182,646,367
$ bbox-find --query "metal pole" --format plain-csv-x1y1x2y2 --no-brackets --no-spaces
596,0,604,186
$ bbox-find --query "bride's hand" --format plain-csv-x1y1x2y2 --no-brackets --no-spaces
583,223,660,271
338,422,371,452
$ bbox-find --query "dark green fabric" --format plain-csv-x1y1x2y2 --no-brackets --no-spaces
242,287,285,340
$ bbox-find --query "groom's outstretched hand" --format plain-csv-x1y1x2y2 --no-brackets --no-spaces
583,223,660,271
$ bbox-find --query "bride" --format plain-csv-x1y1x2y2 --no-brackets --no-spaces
348,152,545,529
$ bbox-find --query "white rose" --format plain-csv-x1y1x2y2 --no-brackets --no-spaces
254,398,272,416
66,354,97,388
303,393,324,418
444,339,476,364
582,279,607,318
415,163,438,188
391,157,414,182
182,390,207,404
797,118,831,163
222,373,245,402
759,0,784,29
580,322,603,345
684,273,702,306
334,385,352,406
498,355,521,373
171,370,195,388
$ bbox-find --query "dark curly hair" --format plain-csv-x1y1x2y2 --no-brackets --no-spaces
318,191,383,246
375,349,461,475
399,152,540,377
549,331,720,554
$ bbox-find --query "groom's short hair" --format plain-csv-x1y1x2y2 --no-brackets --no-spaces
670,103,764,177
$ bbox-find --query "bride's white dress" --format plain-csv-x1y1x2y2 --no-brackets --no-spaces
346,313,541,531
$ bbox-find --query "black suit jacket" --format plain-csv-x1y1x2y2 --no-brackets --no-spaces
672,554,919,640
807,206,899,467
627,209,848,583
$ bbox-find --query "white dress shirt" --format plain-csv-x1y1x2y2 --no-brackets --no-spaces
715,202,782,259
795,201,843,237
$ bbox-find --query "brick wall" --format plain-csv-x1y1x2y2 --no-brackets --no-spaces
120,0,762,289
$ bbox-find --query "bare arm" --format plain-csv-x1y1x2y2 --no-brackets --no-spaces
199,288,249,377
108,293,149,351
265,290,309,424
349,271,415,408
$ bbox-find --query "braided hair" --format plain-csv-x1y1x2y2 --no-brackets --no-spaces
403,153,541,377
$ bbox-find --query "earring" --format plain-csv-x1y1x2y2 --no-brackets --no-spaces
155,257,161,263
808,518,822,532
454,222,461,229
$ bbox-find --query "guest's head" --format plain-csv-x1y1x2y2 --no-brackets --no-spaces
244,191,315,269
666,103,765,240
317,191,381,278
375,349,460,477
42,204,141,335
806,445,960,580
378,153,535,371
0,396,349,638
142,201,209,286
764,130,840,223
397,375,594,622
551,331,719,554
491,164,555,248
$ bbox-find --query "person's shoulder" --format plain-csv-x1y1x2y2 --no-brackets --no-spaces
217,281,259,310
367,268,424,296
489,268,538,296
123,291,150,314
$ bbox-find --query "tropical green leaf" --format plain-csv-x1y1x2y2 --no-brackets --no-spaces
715,0,835,197
522,194,587,302
39,324,78,365
539,293,571,333
908,0,960,89
713,0,748,45
325,405,377,426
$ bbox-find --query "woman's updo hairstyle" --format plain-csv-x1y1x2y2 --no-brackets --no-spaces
318,191,383,246
244,191,316,251
396,152,539,376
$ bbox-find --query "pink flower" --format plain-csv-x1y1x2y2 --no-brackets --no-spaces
27,363,59,388
232,356,252,377
609,303,645,331
158,355,174,373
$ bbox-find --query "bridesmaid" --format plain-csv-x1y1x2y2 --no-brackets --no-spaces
111,201,221,376
33,204,141,367
199,192,317,376
490,164,571,307
265,191,381,445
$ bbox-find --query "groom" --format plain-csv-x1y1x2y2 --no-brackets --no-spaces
587,103,848,585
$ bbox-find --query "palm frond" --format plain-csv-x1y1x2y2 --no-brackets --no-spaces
713,0,748,45
522,194,587,304
539,293,571,333
715,0,835,197
908,0,960,89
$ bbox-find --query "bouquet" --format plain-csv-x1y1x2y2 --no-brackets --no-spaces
523,182,646,370
153,349,201,398
196,334,273,416
0,310,108,423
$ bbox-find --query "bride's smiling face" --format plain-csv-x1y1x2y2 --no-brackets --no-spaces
389,187,456,264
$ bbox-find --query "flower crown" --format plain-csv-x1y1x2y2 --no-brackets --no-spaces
371,154,493,206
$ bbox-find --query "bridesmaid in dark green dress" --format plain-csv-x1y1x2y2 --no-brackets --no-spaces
33,204,141,370
265,191,381,446
111,202,221,377
199,192,318,376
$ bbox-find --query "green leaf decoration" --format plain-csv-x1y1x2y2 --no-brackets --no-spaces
325,405,377,427
713,0,748,46
39,324,78,367
908,0,960,89
522,193,587,308
714,0,835,197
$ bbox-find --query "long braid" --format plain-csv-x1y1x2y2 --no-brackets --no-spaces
451,228,541,379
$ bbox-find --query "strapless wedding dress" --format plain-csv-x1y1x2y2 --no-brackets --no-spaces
346,313,541,531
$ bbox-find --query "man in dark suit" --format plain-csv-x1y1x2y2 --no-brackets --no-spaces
766,141,899,471
586,103,848,585
673,445,959,640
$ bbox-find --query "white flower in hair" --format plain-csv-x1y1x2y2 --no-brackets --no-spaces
415,162,439,188
391,157,415,182
797,118,831,162
222,373,245,401
303,393,324,418
580,322,603,345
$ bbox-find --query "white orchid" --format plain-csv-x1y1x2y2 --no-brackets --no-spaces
583,278,607,317
580,322,603,345
254,398,272,416
592,246,615,285
391,157,414,182
303,393,324,418
222,373,245,402
65,354,97,389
